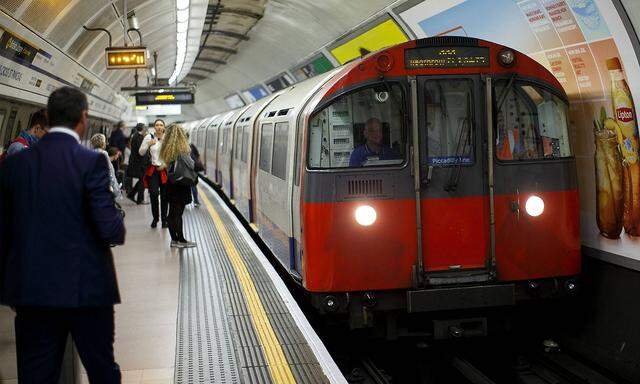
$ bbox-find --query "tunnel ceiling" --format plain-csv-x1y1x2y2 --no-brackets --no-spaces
0,0,196,90
0,0,399,102
184,0,268,83
184,0,398,115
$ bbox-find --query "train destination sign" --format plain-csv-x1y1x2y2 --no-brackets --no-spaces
135,91,195,105
105,47,148,69
405,46,490,69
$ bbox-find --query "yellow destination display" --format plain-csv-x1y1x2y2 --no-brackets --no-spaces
105,47,147,69
330,19,408,65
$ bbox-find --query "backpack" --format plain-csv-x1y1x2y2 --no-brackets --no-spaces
0,136,29,164
168,153,198,186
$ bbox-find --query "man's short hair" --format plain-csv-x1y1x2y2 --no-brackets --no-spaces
135,123,145,132
47,87,88,128
30,109,47,129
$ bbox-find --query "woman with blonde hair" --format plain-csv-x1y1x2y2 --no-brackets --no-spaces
90,133,121,199
160,123,196,248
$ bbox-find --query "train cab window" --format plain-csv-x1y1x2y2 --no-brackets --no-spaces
272,122,289,180
259,123,274,171
494,81,571,160
424,79,474,166
308,84,406,168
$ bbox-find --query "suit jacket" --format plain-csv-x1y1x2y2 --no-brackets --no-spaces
0,131,125,307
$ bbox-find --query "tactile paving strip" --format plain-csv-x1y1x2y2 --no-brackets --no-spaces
174,210,241,383
201,188,329,384
174,186,330,383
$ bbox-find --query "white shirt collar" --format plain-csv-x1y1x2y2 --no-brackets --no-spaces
49,127,80,143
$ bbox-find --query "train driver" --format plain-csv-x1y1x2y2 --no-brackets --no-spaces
349,117,400,167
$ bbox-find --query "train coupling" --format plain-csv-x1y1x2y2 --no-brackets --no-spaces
433,318,488,340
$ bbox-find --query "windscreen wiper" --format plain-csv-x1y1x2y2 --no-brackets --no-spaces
444,91,473,192
496,73,517,113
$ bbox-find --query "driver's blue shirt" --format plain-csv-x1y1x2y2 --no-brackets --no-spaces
349,144,400,167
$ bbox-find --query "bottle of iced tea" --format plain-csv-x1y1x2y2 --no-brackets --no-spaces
594,125,623,239
607,57,640,236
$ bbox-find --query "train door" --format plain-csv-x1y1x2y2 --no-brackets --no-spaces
416,76,492,284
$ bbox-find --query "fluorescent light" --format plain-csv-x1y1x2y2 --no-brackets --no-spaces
177,9,189,22
177,0,189,9
177,21,188,33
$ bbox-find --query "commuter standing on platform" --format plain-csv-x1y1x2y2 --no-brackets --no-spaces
127,123,148,204
0,86,125,383
108,121,127,158
122,137,132,193
91,133,122,199
140,119,168,228
4,108,47,156
161,124,197,248
185,131,203,207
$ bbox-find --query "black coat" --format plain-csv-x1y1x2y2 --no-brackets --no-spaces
108,128,126,155
0,132,125,307
127,131,149,178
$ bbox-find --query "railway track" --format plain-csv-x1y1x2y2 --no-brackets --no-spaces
339,342,625,384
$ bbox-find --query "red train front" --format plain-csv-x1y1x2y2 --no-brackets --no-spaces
299,37,580,329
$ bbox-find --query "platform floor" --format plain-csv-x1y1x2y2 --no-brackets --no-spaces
0,183,344,384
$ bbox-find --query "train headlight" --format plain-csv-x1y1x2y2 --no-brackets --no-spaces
498,49,516,67
355,205,377,226
525,195,544,217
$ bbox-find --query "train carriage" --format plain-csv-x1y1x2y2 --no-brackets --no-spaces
192,37,580,332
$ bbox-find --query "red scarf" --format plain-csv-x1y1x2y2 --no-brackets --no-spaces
143,165,167,188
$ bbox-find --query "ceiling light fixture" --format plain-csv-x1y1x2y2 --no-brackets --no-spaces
169,0,190,85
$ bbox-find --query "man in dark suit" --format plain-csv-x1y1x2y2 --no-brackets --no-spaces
0,86,125,383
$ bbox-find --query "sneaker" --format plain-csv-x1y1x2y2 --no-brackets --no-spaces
178,240,196,248
170,240,180,248
194,202,200,208
150,219,158,228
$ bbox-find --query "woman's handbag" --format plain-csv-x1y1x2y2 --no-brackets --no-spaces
168,154,198,186
194,157,205,173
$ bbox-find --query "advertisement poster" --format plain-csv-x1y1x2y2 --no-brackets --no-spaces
399,0,640,262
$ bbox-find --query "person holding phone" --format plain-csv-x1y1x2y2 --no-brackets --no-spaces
139,119,168,228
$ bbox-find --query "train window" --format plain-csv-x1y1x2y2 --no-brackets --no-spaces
308,83,406,168
272,122,289,180
424,79,474,166
494,81,571,160
259,123,274,172
222,126,229,154
241,125,250,163
234,125,243,160
294,123,303,186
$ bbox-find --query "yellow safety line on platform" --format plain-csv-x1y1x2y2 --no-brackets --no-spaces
199,187,297,384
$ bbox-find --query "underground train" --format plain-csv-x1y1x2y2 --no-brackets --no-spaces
186,37,580,333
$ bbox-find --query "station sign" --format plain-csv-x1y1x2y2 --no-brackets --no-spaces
405,46,490,69
105,47,148,69
135,91,194,105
